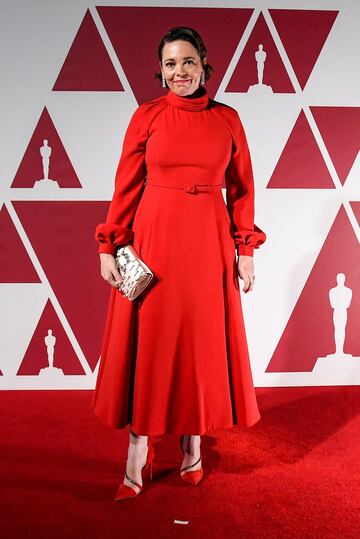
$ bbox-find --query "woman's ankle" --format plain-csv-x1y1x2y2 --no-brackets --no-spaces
129,429,148,447
182,434,201,456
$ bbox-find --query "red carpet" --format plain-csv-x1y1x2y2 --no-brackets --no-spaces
1,386,360,538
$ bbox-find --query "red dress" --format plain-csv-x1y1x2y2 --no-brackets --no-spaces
92,86,266,436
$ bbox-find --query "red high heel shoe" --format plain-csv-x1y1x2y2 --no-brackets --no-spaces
179,435,204,486
114,442,155,501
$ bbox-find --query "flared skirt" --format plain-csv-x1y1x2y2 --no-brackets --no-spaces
92,182,260,435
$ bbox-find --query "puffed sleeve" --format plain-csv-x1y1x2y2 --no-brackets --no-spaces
225,109,267,257
95,104,148,254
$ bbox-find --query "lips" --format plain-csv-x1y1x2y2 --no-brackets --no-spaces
174,79,191,84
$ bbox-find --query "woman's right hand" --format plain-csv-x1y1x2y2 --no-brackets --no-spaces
99,253,123,289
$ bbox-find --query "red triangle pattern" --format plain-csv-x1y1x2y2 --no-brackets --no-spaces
351,202,360,227
269,9,338,90
11,107,81,189
17,299,85,375
97,6,253,103
226,12,295,93
266,205,360,372
0,204,40,283
4,9,357,385
13,201,111,372
52,8,123,91
311,107,360,185
267,110,334,189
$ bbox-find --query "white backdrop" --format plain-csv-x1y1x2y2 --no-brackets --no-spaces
0,0,359,390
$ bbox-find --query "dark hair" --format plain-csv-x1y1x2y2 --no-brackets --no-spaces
154,26,214,87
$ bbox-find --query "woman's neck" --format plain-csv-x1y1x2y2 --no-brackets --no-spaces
183,86,205,99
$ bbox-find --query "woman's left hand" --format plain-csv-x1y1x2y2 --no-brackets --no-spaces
237,255,255,293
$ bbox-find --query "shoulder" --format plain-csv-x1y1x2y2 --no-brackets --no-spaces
208,98,244,137
209,98,242,124
124,96,167,137
131,95,168,122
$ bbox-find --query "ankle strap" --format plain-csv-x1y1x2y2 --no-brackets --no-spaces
180,455,201,473
124,471,142,490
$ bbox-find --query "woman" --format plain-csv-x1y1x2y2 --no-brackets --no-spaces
93,26,266,501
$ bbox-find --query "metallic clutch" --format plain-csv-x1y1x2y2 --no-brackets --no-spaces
114,244,153,301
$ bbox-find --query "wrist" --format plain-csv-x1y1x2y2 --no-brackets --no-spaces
237,245,254,257
98,243,115,255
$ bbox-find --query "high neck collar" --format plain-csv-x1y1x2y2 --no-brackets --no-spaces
166,86,209,111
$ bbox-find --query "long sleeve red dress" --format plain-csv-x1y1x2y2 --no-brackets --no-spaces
92,86,266,436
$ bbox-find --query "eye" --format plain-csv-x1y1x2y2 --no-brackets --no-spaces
165,60,194,68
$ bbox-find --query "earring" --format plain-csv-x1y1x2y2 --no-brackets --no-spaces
200,69,205,86
162,73,167,88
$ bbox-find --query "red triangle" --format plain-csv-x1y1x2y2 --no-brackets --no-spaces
13,202,111,371
266,205,360,372
97,6,253,103
311,107,360,185
351,202,360,227
226,12,295,93
17,299,85,375
269,9,338,90
11,107,81,188
267,110,334,188
52,9,123,91
0,204,40,283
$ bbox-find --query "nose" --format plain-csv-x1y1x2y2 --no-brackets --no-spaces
175,64,186,76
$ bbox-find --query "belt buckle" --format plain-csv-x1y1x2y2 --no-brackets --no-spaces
184,183,196,194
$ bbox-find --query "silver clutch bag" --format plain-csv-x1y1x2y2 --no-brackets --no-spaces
114,244,153,301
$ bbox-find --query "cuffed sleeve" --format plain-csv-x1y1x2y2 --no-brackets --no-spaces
95,104,149,255
225,109,266,257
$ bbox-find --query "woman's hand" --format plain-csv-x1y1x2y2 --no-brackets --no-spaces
237,255,255,293
99,253,123,289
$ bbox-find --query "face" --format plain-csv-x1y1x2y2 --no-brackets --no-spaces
160,40,206,96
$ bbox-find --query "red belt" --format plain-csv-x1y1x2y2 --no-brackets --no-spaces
145,181,223,194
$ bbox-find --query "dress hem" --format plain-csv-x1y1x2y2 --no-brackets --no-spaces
92,409,261,436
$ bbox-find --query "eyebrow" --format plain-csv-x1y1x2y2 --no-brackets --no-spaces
164,56,196,62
